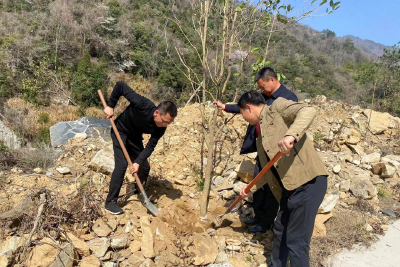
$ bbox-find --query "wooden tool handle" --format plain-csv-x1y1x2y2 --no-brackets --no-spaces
97,90,145,194
226,151,284,212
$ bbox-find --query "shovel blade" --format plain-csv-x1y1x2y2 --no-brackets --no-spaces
144,199,163,216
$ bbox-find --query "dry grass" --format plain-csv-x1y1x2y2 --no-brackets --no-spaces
5,98,80,143
310,208,375,266
0,146,60,171
84,107,104,118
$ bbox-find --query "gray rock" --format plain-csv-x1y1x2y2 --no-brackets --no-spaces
350,178,377,199
213,176,224,186
50,116,111,147
381,209,397,218
0,119,22,149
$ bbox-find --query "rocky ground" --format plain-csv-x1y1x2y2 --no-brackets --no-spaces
1,96,400,267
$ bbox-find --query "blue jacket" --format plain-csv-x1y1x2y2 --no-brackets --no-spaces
225,85,298,154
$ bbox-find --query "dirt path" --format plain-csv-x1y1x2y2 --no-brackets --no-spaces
327,220,400,267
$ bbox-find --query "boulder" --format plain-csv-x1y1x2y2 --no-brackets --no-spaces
350,178,377,199
50,116,111,147
89,146,115,175
362,109,397,134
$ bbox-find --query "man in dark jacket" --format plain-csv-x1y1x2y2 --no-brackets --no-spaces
103,82,178,215
214,67,298,233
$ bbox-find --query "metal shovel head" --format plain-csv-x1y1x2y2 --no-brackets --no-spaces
143,198,162,216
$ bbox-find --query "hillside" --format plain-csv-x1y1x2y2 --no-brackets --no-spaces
344,35,389,58
0,97,400,266
0,0,398,130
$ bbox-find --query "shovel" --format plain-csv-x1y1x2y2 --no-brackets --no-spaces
216,151,283,220
98,90,162,216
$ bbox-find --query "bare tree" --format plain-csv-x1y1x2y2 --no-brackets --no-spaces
168,0,340,217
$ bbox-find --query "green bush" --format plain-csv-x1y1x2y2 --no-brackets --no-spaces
71,53,108,108
38,113,50,124
34,126,50,145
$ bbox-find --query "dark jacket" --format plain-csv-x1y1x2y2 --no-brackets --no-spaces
107,82,166,165
225,85,298,154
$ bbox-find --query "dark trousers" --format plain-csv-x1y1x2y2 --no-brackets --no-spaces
271,175,327,267
105,130,150,203
252,158,280,229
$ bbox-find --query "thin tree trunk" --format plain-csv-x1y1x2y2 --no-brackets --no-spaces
199,0,211,218
200,108,217,217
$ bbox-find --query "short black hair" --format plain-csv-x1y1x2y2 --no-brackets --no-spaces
254,67,278,83
157,101,178,117
238,90,265,109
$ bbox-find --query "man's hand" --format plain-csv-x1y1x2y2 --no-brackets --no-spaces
213,100,226,111
104,106,114,119
129,163,140,174
240,185,252,200
278,135,296,156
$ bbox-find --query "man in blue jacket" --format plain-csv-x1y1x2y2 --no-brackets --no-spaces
214,67,298,233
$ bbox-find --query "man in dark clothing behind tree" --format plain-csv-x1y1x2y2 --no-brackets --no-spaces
103,81,178,215
214,67,298,233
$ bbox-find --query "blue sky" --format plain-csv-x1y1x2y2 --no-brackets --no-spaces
287,0,400,47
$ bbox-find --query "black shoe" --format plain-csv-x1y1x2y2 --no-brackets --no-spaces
248,224,267,233
105,200,123,215
244,217,260,226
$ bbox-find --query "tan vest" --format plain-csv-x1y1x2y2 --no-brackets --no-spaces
251,98,329,201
